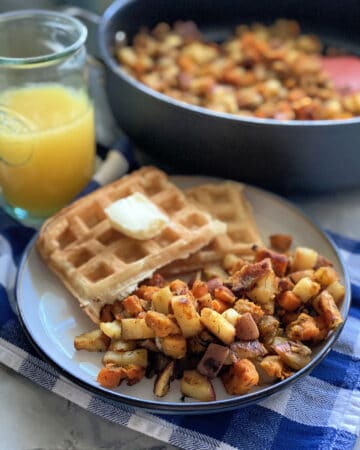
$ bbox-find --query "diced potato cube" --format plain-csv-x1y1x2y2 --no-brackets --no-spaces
313,290,343,330
290,270,314,284
327,280,345,304
180,370,216,401
292,247,318,271
200,308,235,345
221,359,259,395
151,286,172,314
154,361,175,397
260,355,293,380
269,234,292,253
109,339,137,352
247,271,278,314
292,277,320,302
103,349,148,367
145,311,180,337
74,329,110,352
160,335,186,359
233,298,264,323
121,318,156,340
171,295,203,337
97,366,124,388
313,267,339,288
214,286,236,304
99,320,122,340
222,308,241,326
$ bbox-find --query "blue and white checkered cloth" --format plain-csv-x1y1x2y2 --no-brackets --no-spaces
0,153,359,450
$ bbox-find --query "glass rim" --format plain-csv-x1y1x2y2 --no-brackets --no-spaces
0,9,88,66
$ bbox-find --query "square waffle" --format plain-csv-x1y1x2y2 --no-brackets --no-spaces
37,167,226,323
161,181,263,275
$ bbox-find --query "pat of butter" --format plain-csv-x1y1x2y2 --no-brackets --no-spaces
105,192,169,240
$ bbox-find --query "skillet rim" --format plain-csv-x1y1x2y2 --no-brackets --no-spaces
98,0,360,128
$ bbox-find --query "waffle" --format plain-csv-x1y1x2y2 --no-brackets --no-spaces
161,182,262,275
37,167,226,323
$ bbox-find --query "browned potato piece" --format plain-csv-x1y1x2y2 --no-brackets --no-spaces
278,277,295,292
235,313,260,340
97,366,124,388
171,295,203,338
121,318,156,340
260,355,293,380
103,349,148,367
292,277,320,302
99,320,122,340
313,267,339,288
151,286,172,314
154,361,175,397
74,329,110,352
145,311,180,337
289,270,314,284
200,308,235,345
98,364,145,388
221,359,259,395
273,340,312,370
313,290,343,330
109,339,137,352
292,247,318,271
222,308,241,326
214,286,236,304
197,343,229,378
230,340,268,360
277,290,302,311
258,315,280,344
180,370,216,401
233,298,265,323
327,281,345,304
228,259,272,293
247,270,278,314
160,335,187,359
286,313,327,342
254,247,289,277
122,295,144,316
270,234,292,252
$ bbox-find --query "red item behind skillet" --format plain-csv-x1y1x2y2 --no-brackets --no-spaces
322,56,360,95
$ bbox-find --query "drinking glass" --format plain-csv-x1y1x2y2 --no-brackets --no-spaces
0,10,95,224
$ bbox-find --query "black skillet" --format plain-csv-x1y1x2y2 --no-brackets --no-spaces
74,0,360,193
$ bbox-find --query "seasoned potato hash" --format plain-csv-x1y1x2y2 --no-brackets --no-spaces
75,236,345,402
115,19,360,120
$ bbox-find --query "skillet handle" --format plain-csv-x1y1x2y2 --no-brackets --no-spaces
59,6,102,60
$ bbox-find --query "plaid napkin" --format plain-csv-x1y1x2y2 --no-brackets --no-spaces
0,146,359,450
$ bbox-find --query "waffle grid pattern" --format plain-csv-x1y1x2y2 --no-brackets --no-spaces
162,182,263,274
37,167,225,322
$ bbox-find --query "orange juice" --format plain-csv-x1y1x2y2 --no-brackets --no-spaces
0,84,95,217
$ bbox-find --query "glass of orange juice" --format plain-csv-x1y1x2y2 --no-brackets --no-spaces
0,10,95,224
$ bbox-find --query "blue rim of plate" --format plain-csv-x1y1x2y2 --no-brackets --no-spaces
15,181,352,414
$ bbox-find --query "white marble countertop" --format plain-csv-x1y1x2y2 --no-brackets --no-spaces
1,187,359,450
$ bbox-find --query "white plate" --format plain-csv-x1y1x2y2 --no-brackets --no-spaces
16,176,351,414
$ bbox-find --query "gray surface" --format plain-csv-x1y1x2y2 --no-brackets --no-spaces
1,189,359,450
0,365,177,450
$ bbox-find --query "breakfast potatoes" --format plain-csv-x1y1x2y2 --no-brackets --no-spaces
75,240,345,401
116,19,360,120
